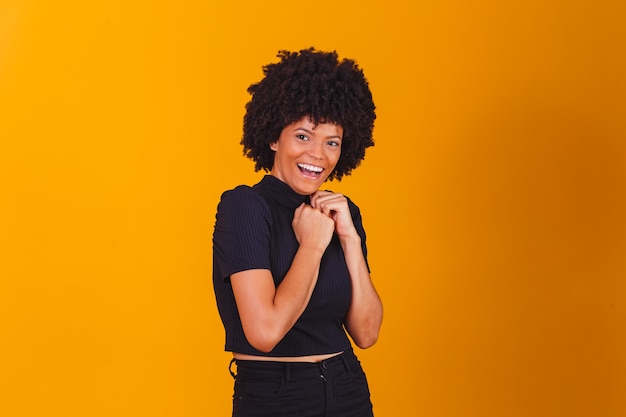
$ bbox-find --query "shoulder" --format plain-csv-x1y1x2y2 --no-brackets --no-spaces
218,185,269,212
220,184,256,200
215,185,272,230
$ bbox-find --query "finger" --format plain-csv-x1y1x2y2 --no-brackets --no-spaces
311,195,336,211
309,190,332,208
322,204,342,219
317,196,347,215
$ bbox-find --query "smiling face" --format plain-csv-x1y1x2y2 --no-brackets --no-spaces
270,117,343,195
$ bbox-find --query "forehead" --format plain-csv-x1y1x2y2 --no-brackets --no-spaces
289,116,343,135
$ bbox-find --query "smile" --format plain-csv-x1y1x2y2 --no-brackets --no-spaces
297,163,324,173
297,163,324,179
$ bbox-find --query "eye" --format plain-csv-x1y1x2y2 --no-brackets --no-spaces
296,134,309,141
327,140,341,147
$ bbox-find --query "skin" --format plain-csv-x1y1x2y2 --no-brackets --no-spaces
231,117,383,362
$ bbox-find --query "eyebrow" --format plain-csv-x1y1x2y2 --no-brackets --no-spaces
294,127,342,140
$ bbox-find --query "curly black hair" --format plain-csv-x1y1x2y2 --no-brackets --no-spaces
241,48,376,181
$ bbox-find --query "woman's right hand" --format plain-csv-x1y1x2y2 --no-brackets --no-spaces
292,202,335,251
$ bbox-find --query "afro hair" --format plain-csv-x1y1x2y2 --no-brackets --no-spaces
241,48,376,181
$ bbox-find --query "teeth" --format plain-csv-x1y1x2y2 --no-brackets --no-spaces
298,163,323,173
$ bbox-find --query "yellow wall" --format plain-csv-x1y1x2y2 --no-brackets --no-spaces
1,1,625,416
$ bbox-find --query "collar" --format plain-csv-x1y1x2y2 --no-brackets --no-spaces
256,175,310,209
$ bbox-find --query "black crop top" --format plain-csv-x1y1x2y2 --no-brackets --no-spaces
212,175,369,356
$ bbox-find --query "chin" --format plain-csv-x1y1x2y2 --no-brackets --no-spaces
292,183,318,196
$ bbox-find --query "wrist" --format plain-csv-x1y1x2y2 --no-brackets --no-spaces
339,232,361,247
297,242,327,256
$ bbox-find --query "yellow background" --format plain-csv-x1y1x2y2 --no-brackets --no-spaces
1,0,625,416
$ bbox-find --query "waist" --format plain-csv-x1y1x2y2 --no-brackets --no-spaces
232,348,360,380
233,351,343,363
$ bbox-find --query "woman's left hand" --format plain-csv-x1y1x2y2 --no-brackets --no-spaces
311,190,383,349
309,190,358,240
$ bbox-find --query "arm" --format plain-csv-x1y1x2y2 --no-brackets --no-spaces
310,191,383,349
231,203,335,353
340,233,383,349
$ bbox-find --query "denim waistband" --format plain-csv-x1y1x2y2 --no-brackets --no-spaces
229,349,359,380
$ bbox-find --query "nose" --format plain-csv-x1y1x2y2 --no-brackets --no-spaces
307,140,324,160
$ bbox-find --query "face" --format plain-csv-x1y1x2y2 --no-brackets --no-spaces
270,117,343,195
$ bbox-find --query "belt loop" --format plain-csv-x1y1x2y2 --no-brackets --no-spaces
228,358,237,379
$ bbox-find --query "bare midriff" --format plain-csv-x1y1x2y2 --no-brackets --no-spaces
233,351,343,363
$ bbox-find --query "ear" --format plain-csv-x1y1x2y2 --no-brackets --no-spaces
269,141,278,151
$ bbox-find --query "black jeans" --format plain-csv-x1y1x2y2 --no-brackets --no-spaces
229,349,374,417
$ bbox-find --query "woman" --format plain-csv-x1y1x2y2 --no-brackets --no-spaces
213,48,383,417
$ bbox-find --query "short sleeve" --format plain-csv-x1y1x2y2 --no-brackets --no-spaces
212,186,272,281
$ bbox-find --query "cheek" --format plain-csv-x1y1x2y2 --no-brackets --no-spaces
327,156,340,173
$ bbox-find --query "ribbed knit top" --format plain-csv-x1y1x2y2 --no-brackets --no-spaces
212,175,369,356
